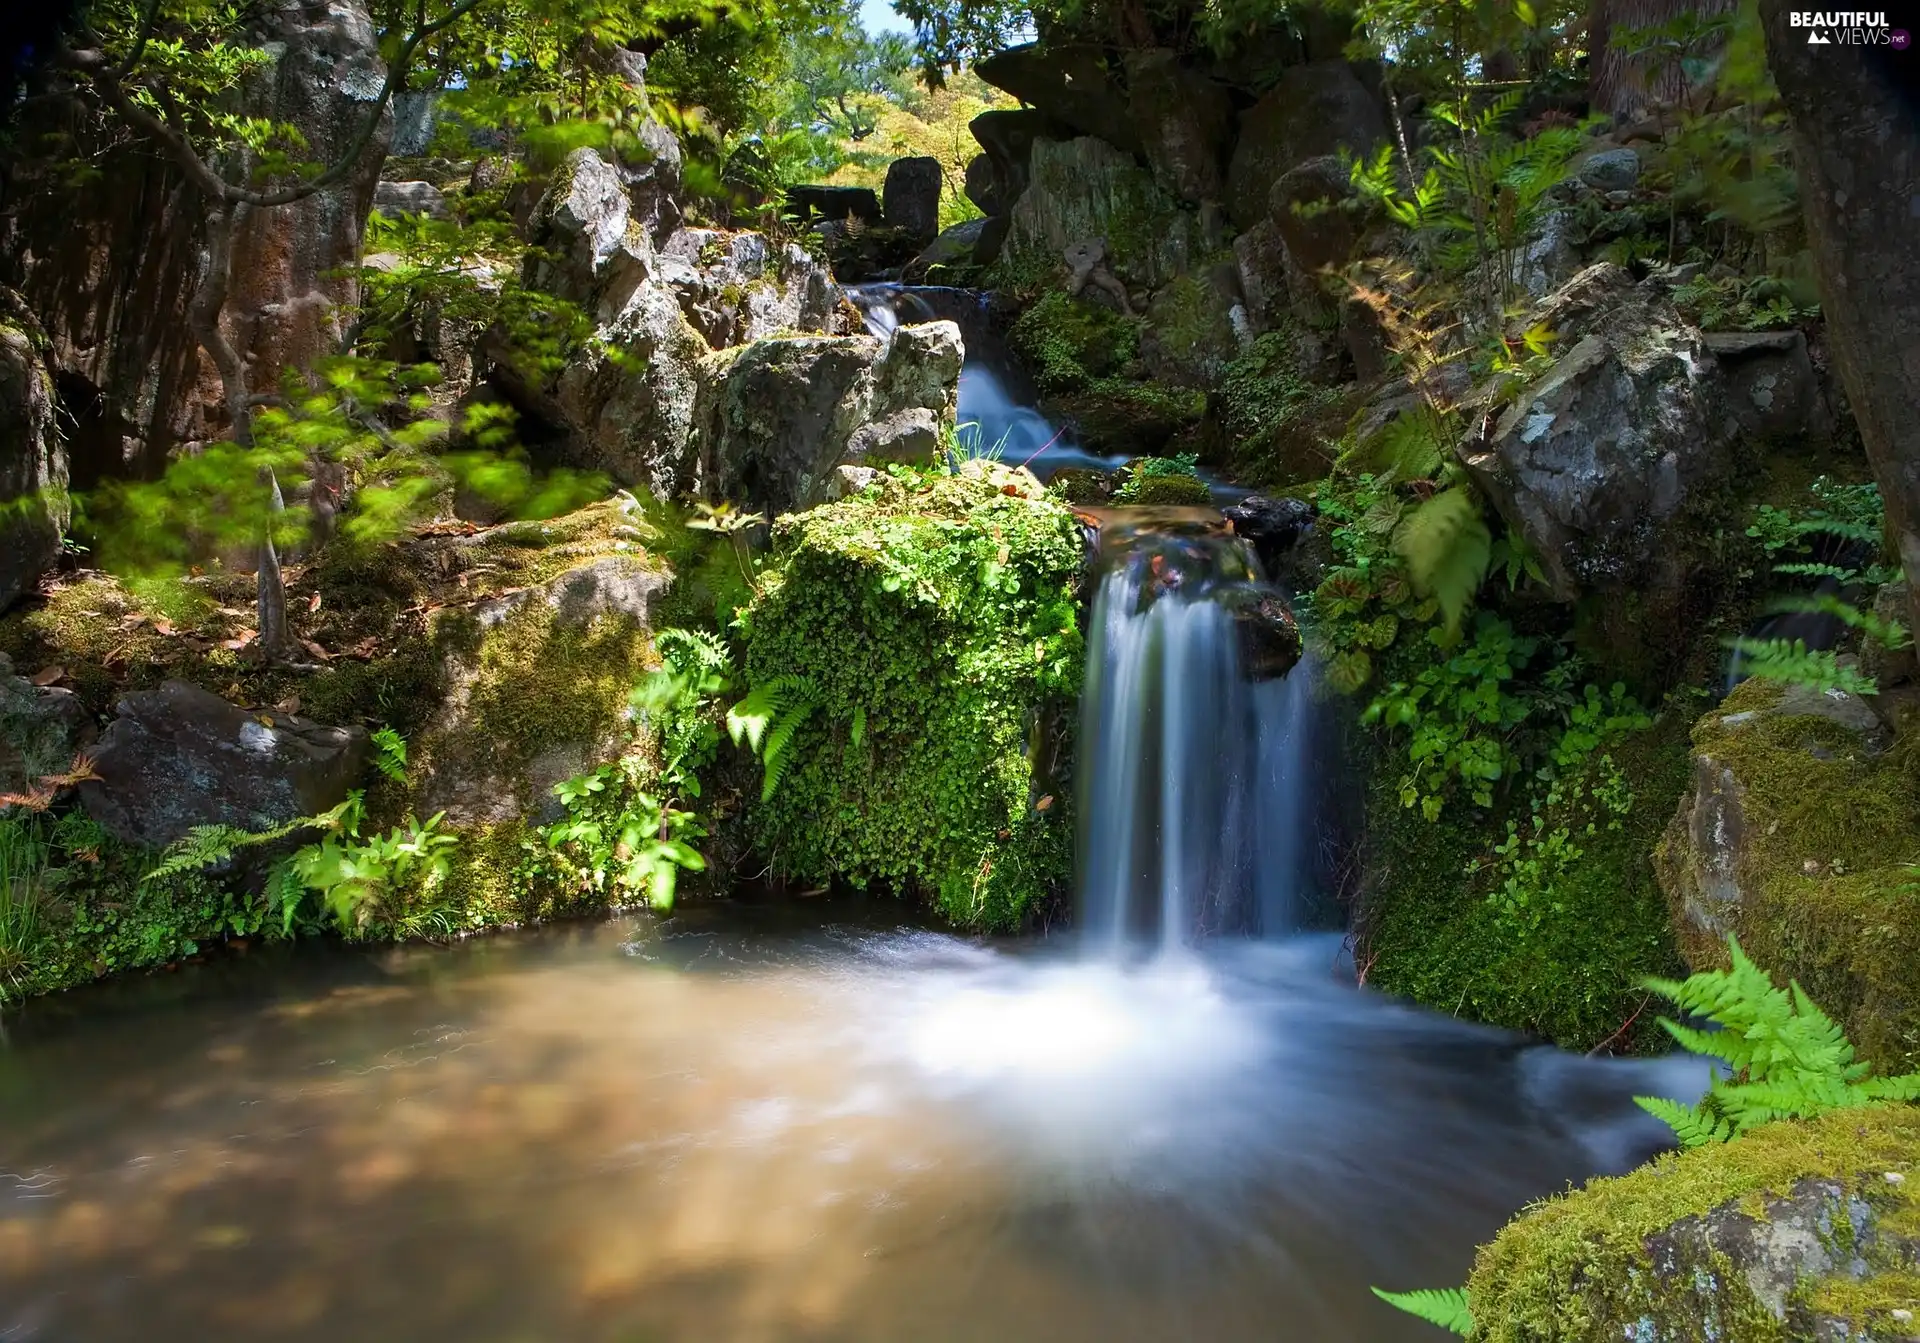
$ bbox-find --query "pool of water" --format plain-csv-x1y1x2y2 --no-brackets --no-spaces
0,898,1706,1341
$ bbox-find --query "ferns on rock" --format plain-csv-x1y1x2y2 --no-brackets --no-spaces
727,675,822,802
1633,935,1920,1146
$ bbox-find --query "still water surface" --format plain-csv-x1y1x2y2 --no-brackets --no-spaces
0,898,1704,1341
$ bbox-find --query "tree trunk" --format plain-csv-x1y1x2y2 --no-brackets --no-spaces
1759,0,1920,631
1588,0,1736,117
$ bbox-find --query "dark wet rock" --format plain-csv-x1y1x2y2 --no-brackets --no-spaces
1577,146,1642,192
883,156,944,239
964,155,1003,217
1703,328,1830,442
968,109,1062,216
1216,585,1303,680
79,680,369,849
1124,49,1235,205
1000,137,1198,291
1225,62,1389,229
1222,495,1315,575
974,43,1139,154
786,184,883,226
1267,154,1363,273
904,219,988,282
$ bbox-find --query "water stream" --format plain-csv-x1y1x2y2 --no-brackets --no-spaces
0,289,1711,1340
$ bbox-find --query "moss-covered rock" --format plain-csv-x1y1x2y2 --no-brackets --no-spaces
736,461,1085,929
1360,709,1692,1052
995,135,1199,292
1139,270,1241,389
1656,678,1920,1071
1469,1104,1920,1341
1006,291,1206,456
1207,326,1358,488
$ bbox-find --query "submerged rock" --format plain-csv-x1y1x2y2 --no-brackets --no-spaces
79,680,370,849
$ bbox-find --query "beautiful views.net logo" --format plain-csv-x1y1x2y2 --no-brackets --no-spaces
1787,10,1907,44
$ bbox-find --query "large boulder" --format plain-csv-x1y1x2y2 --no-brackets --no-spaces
1267,154,1364,274
523,146,653,313
79,680,370,849
968,109,1061,215
999,137,1198,291
689,320,964,516
1655,676,1918,1070
883,156,944,239
1458,264,1738,618
1469,1104,1920,1341
372,180,450,220
1140,269,1244,389
1225,61,1389,229
412,549,670,828
974,43,1139,154
0,304,67,613
1124,49,1235,205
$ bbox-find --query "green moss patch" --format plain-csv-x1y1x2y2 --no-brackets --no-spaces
1361,710,1692,1052
1469,1104,1920,1342
1006,291,1205,458
737,463,1084,929
1658,679,1920,1071
1208,328,1357,488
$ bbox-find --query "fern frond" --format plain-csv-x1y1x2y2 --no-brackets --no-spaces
727,675,814,753
850,704,866,749
1635,1096,1731,1148
1394,486,1491,632
371,726,408,783
1371,1286,1474,1335
760,698,820,801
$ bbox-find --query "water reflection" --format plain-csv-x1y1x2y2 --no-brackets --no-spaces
0,903,1706,1341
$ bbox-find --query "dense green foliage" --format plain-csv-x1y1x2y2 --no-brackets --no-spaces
734,465,1083,929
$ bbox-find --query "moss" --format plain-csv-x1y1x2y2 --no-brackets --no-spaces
1468,1104,1920,1341
1007,292,1139,392
1361,710,1692,1052
1659,679,1920,1071
737,463,1084,930
1050,380,1207,458
1118,474,1213,506
1208,327,1357,488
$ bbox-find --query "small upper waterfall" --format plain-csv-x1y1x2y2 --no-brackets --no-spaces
1078,522,1319,950
849,282,1324,952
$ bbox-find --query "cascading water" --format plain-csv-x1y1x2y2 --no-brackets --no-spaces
1078,524,1319,948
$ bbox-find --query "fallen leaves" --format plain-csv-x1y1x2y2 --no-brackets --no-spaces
274,695,302,715
29,665,65,686
299,639,332,662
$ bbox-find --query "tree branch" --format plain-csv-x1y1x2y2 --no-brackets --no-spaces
57,0,488,210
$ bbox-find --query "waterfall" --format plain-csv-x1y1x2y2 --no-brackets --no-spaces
1077,530,1319,950
848,283,1324,950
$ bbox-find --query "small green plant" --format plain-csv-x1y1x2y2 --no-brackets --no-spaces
538,761,707,911
285,804,460,938
1371,1286,1474,1336
0,816,50,995
142,798,359,887
633,627,736,795
1633,937,1920,1146
370,726,408,783
728,674,824,802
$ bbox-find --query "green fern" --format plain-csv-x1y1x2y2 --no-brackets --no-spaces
1726,637,1877,697
1394,486,1491,632
371,726,408,783
142,794,362,885
1371,1286,1475,1335
1633,936,1920,1146
728,676,822,801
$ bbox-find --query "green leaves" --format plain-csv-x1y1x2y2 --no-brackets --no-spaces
729,676,823,802
1632,936,1920,1147
371,727,408,784
1394,486,1492,634
1371,1286,1475,1335
539,761,708,913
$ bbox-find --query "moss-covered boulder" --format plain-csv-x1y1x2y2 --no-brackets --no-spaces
1468,1104,1920,1341
0,299,68,614
1007,292,1205,457
1657,678,1920,1071
997,136,1199,292
736,462,1085,929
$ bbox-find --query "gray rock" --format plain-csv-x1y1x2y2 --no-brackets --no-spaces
1703,328,1831,442
690,336,887,516
883,156,944,239
524,147,646,306
967,108,1060,214
1860,582,1917,688
1124,49,1234,205
875,320,964,421
372,179,450,219
1232,218,1333,332
79,681,369,849
415,554,670,828
624,114,684,246
1459,264,1737,609
1577,146,1642,192
847,407,941,463
1495,208,1582,301
1225,61,1389,229
826,464,885,500
0,654,94,805
657,229,836,349
0,311,67,614
1000,136,1197,291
